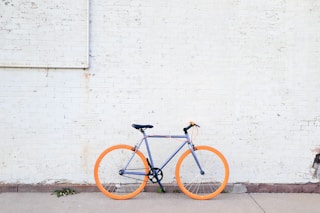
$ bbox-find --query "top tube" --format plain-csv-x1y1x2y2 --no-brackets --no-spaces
147,135,187,139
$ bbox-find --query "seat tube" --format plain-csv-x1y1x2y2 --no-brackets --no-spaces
143,132,155,167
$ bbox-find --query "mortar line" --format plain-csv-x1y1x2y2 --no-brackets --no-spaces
249,193,266,213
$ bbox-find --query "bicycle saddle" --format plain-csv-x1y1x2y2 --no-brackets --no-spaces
132,124,154,129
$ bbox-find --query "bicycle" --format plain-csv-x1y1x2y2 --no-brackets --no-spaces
94,122,229,200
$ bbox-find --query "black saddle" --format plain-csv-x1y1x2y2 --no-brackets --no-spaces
132,124,154,130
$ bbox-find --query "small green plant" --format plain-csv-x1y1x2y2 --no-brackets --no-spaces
222,189,229,193
53,188,77,197
157,187,163,193
172,189,181,193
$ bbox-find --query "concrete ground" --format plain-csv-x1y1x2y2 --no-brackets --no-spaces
0,192,320,213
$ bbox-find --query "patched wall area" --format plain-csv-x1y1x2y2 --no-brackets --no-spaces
1,0,320,184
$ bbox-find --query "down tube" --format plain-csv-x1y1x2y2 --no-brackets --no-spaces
159,141,187,170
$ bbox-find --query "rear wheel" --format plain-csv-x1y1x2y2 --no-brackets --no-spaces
175,146,229,200
94,144,149,200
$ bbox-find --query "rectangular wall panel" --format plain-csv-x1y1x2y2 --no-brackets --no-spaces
0,0,89,68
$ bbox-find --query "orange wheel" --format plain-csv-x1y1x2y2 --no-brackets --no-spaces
94,144,149,200
175,146,229,200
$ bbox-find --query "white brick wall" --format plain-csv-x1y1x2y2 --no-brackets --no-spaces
0,0,320,184
0,0,88,68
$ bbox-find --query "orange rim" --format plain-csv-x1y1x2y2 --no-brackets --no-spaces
94,144,149,200
175,146,229,200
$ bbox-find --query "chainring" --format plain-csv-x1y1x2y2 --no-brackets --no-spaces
148,168,164,183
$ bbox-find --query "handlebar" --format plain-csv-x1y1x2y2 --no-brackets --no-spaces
183,121,200,133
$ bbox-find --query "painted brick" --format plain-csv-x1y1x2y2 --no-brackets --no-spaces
0,0,320,185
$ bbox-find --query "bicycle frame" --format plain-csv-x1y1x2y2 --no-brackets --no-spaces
94,122,229,200
121,129,205,181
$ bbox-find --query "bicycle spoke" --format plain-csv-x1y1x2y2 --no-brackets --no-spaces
176,146,229,200
94,145,148,200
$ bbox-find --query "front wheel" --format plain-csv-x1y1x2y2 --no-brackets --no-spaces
94,144,149,200
175,146,229,200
